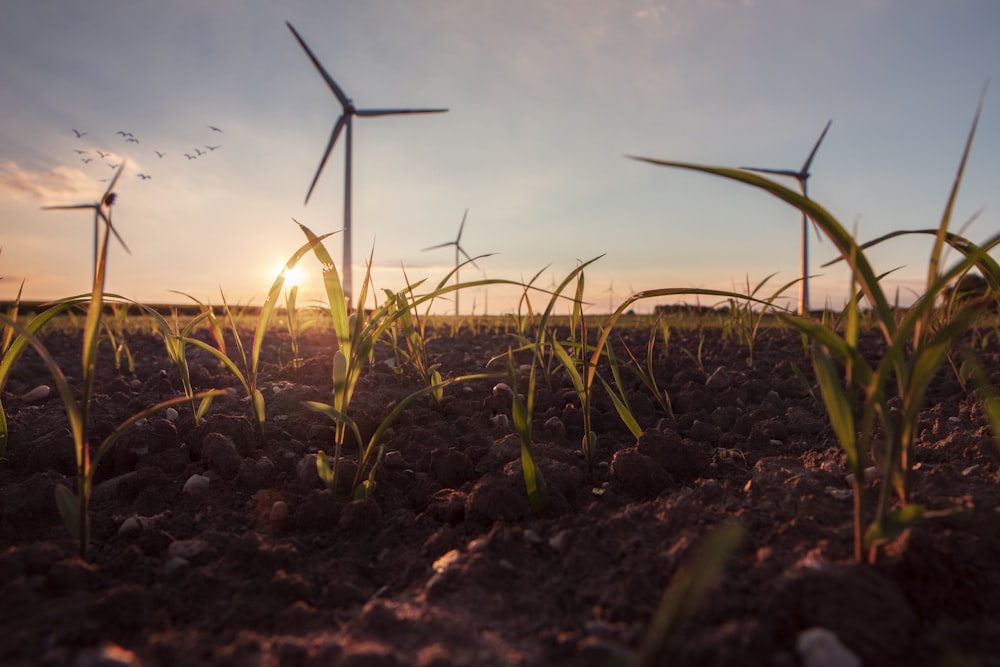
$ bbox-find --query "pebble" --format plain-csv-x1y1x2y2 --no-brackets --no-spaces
164,407,179,422
490,413,510,429
543,416,566,437
183,473,210,495
20,385,50,402
270,500,289,524
796,627,862,667
492,382,514,398
167,538,210,560
72,642,140,667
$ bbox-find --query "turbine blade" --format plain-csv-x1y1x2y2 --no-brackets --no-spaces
421,240,455,252
305,115,346,204
740,166,801,178
42,203,95,211
101,210,132,254
801,119,833,174
105,159,127,198
456,208,468,242
356,108,448,117
286,21,352,109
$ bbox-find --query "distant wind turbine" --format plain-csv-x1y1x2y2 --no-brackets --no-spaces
286,20,448,311
42,161,130,277
422,209,483,315
741,119,832,315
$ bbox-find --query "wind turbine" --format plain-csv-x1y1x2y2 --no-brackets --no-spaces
741,119,832,315
286,21,448,311
42,161,130,278
422,208,480,316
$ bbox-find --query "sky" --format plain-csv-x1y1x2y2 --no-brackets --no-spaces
1,0,998,315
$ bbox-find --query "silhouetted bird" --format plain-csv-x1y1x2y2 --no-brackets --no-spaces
155,151,166,158
73,149,88,155
205,145,221,151
184,153,196,160
126,137,139,144
108,162,120,169
209,125,223,133
81,158,93,164
194,147,204,156
72,129,87,138
116,131,130,137
137,173,151,180
97,150,110,158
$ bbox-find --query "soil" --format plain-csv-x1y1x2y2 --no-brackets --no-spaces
2,322,1000,667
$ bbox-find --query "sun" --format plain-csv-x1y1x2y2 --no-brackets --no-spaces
276,265,305,289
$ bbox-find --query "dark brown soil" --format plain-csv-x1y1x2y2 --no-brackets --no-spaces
2,323,1000,666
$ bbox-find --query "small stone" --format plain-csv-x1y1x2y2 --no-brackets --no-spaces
797,627,862,667
543,416,566,438
269,500,289,524
492,382,514,398
167,538,209,560
202,433,240,479
432,548,462,573
73,641,140,667
117,517,144,535
490,413,510,429
183,473,210,495
164,407,179,422
20,385,50,402
549,529,574,552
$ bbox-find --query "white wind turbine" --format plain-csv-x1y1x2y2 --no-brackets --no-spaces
42,161,130,278
741,120,832,315
422,208,485,316
286,21,448,311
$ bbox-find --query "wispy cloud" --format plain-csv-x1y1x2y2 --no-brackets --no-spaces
0,161,95,205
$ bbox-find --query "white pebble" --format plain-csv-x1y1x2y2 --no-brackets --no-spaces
164,407,179,422
183,473,210,495
269,500,289,523
492,382,514,398
797,627,862,667
20,385,50,402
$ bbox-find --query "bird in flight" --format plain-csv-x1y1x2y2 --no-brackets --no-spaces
193,147,204,156
184,153,196,160
108,162,120,169
155,150,166,158
97,150,110,158
73,149,88,155
137,173,151,180
81,158,93,164
72,129,87,138
208,125,223,133
205,144,221,151
116,130,132,138
126,137,139,144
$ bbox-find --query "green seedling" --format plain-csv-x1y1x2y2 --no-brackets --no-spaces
629,88,1000,562
503,348,549,511
132,297,217,427
307,371,492,498
9,163,226,557
618,320,675,421
727,272,800,367
295,220,517,495
180,233,333,440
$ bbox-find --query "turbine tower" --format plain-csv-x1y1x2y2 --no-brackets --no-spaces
742,120,832,315
286,21,448,311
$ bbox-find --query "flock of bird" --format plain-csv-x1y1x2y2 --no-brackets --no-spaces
67,125,224,183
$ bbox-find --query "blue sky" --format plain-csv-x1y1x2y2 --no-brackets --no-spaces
1,0,998,314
